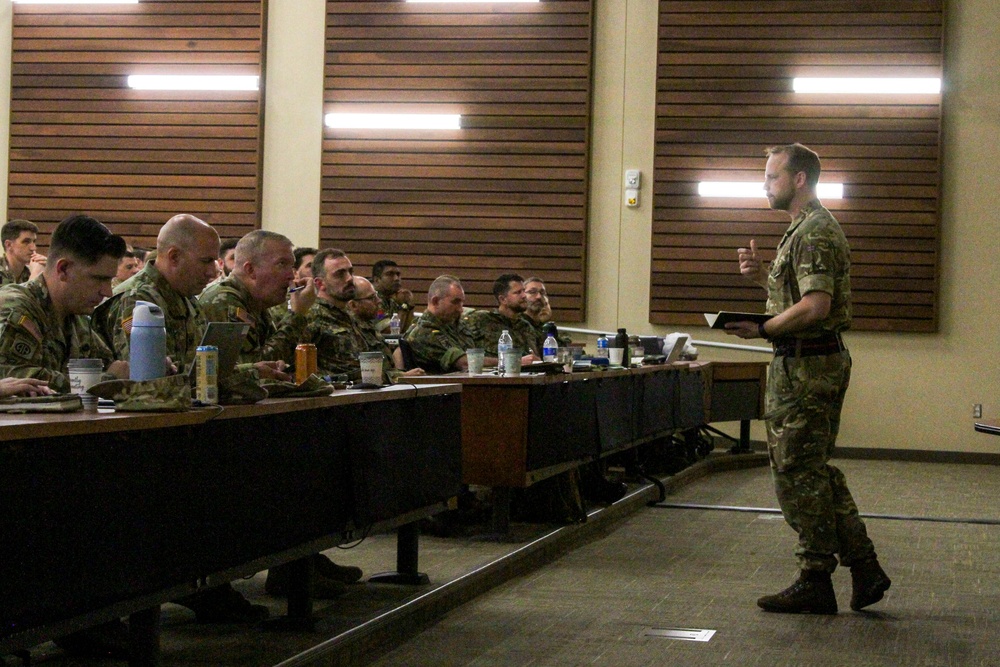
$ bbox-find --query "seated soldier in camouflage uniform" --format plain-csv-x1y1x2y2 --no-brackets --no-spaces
465,273,541,360
199,230,316,370
0,214,133,659
348,276,425,382
93,214,272,625
403,275,482,373
521,276,573,352
300,248,367,381
269,246,317,326
0,218,47,287
0,214,129,392
95,215,221,374
371,258,415,333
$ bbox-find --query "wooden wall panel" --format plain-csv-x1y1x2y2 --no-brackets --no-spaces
7,1,265,252
652,0,943,332
322,0,593,321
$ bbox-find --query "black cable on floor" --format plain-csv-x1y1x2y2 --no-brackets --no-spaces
652,502,1000,526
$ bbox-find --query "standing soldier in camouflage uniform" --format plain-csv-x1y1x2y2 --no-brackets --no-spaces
405,275,487,374
348,276,425,382
726,143,891,614
1,218,47,286
301,248,368,380
466,273,541,359
95,215,220,373
199,230,315,369
0,215,128,393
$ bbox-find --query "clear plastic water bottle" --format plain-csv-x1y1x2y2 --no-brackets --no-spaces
543,333,558,361
389,312,401,335
497,329,513,373
596,335,609,358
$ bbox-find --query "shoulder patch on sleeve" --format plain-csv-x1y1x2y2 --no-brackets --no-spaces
234,307,252,324
121,315,133,337
17,315,42,342
10,332,39,359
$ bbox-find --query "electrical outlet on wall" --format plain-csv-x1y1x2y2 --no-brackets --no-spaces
974,403,983,419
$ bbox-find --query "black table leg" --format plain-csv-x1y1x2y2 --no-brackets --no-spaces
265,557,316,631
368,522,430,585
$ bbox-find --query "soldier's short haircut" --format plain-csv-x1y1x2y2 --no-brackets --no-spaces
766,143,821,188
48,214,127,265
294,247,317,271
311,248,347,280
2,219,39,244
219,237,239,258
234,230,292,266
371,259,398,280
492,273,524,302
428,275,462,301
524,276,544,286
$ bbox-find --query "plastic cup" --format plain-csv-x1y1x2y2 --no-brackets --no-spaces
68,358,103,411
466,348,485,375
502,349,522,377
608,348,624,365
358,351,384,386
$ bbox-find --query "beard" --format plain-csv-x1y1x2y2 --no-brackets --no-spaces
768,190,793,211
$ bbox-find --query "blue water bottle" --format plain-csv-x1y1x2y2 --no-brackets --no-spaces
596,335,609,359
129,300,167,380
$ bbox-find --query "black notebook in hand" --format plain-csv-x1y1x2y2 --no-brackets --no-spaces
704,311,772,329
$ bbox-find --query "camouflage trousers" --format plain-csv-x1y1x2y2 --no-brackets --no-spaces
765,349,875,573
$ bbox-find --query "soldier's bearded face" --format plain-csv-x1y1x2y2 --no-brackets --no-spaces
764,153,796,212
500,281,527,314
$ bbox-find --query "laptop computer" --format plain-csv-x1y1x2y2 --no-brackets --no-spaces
663,334,690,363
187,322,251,383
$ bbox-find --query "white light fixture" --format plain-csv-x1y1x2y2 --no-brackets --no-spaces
792,77,941,94
325,113,462,130
407,0,538,3
13,0,138,4
127,75,259,91
698,182,844,199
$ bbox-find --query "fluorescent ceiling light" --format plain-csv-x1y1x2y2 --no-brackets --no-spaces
127,75,259,91
325,113,462,130
698,182,844,199
407,0,538,3
793,77,941,94
13,0,138,4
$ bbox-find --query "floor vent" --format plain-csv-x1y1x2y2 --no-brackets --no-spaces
644,627,716,642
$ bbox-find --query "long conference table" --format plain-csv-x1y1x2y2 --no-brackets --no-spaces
406,360,767,531
0,384,463,666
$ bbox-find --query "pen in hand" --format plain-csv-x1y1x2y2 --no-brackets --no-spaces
287,285,306,294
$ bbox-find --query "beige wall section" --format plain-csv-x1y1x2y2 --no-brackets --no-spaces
583,0,1000,454
1,3,11,214
259,0,325,248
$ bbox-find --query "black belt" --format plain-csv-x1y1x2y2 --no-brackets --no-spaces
772,333,845,358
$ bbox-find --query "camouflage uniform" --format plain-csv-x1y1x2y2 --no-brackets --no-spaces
302,299,367,381
0,255,31,287
268,300,291,326
404,311,478,374
764,199,875,573
374,292,410,333
199,275,306,364
465,309,538,356
0,276,115,393
521,315,572,354
93,261,205,373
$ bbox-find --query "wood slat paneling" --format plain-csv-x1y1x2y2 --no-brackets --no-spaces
7,1,265,251
321,0,593,321
652,1,943,332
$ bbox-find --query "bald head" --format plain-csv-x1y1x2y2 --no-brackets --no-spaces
157,214,219,254
154,214,222,297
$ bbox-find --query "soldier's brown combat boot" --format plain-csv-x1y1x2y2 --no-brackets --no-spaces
850,558,891,611
757,570,838,614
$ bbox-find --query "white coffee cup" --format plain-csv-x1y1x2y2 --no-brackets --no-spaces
358,351,384,386
608,348,624,365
